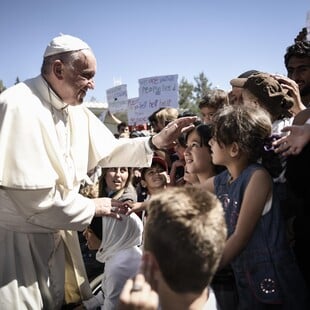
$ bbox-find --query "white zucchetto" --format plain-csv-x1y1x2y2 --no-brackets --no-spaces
44,34,90,58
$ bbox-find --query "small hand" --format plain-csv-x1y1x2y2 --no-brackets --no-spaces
124,201,146,216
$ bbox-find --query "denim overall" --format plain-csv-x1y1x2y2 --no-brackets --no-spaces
214,164,308,309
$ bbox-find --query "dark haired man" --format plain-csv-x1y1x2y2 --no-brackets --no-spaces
284,39,310,107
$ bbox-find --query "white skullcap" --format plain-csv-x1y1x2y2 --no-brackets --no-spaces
43,34,90,57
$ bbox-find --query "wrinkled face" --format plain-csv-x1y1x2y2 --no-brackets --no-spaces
59,49,96,105
105,167,129,192
184,130,212,175
199,106,217,124
287,56,310,98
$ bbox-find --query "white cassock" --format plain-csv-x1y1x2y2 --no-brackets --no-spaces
0,76,153,310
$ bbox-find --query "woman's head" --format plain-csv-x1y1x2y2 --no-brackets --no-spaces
96,213,143,262
99,167,133,196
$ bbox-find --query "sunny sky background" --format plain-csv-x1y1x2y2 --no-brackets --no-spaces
1,0,309,103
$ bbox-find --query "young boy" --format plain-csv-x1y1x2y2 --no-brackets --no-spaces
119,186,227,310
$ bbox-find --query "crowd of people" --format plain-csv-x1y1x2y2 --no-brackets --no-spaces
0,30,309,310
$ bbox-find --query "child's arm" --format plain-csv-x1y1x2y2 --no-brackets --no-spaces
219,169,272,269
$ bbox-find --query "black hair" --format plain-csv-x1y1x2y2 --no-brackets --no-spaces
284,40,310,67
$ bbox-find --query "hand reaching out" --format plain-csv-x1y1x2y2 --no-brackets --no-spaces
272,123,310,156
94,197,131,219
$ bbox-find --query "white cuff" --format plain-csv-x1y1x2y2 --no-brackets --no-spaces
144,138,154,154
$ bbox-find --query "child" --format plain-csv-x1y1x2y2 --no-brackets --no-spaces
184,123,225,183
126,156,169,219
119,186,227,310
184,123,237,310
198,89,229,124
204,104,309,309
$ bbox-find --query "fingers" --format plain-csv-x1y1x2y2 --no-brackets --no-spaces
119,274,159,310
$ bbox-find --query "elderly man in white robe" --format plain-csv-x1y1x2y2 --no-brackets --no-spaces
0,34,196,310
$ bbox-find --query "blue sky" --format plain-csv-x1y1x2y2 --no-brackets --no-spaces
1,0,309,102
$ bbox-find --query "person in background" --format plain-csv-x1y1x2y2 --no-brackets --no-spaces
273,107,310,293
198,89,229,124
230,72,297,226
148,107,179,133
0,33,197,309
228,69,260,105
184,123,237,310
115,122,130,139
168,133,186,186
118,186,227,310
81,212,143,310
204,104,309,309
284,38,310,107
126,156,170,224
81,167,137,282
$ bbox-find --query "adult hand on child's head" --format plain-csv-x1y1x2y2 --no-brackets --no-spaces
151,116,197,150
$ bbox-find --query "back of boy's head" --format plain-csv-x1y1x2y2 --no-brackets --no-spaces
143,186,227,293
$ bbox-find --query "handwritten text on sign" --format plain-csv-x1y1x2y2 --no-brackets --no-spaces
106,84,128,113
134,74,179,124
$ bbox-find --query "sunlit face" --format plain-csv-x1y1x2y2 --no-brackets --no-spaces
208,137,228,166
200,106,217,124
142,164,168,189
60,49,96,105
287,56,310,97
184,130,212,175
105,167,129,192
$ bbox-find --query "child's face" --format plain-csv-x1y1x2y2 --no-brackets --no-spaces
143,164,168,188
184,130,212,175
199,106,217,124
208,137,229,166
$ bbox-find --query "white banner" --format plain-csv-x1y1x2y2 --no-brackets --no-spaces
136,74,179,123
106,84,128,113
